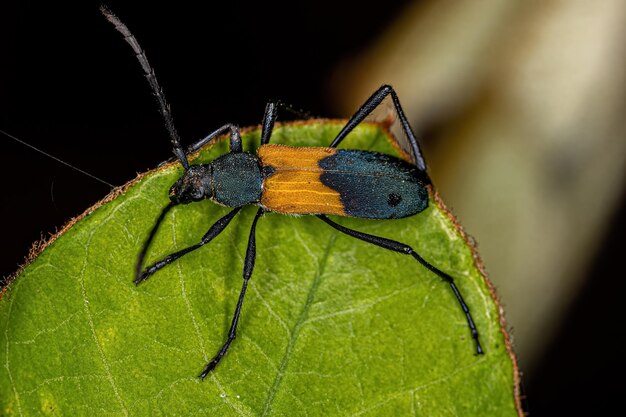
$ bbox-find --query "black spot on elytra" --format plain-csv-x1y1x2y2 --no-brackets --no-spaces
387,193,402,207
319,150,428,218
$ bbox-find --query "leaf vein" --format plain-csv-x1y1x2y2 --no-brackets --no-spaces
169,211,253,417
80,230,128,415
4,281,24,417
261,232,337,416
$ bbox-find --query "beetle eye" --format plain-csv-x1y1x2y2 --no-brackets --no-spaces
193,188,204,200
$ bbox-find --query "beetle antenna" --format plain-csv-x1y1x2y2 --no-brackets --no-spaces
100,6,189,170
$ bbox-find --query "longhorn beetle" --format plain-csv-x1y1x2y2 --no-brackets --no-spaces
101,6,483,380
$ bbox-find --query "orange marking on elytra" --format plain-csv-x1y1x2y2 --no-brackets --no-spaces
257,144,345,215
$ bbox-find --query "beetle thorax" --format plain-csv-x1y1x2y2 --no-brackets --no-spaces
209,152,263,207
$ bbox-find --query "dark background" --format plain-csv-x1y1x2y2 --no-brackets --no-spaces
0,1,623,415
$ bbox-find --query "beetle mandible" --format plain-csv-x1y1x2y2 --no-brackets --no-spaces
101,6,483,380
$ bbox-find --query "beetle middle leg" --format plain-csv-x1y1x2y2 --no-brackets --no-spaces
261,100,314,145
317,214,483,355
200,207,265,379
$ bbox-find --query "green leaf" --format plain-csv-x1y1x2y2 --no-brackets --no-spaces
0,121,521,416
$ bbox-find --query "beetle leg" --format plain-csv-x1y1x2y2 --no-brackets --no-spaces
135,207,241,285
200,207,265,379
331,85,429,176
261,100,312,145
261,102,278,145
317,214,483,355
187,123,243,154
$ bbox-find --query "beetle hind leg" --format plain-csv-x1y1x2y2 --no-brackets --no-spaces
331,85,429,178
317,214,483,355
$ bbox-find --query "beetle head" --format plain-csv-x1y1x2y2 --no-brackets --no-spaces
169,165,211,204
